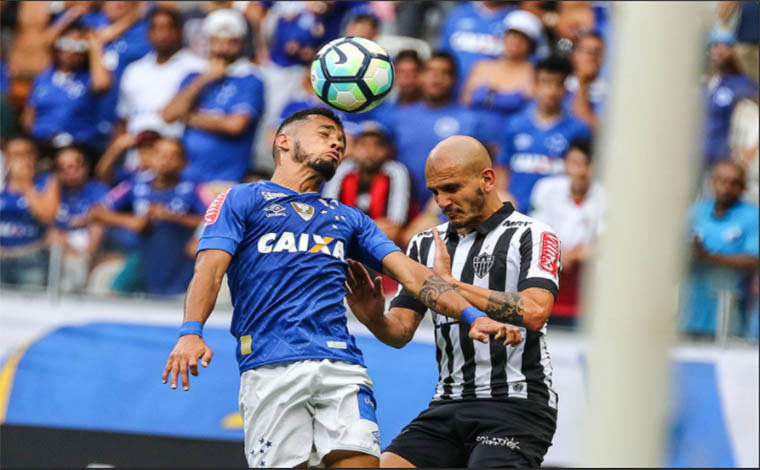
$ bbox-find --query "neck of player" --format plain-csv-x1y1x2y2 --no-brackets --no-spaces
457,194,504,236
271,163,324,194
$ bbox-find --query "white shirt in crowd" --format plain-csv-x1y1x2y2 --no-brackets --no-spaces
529,174,606,249
118,49,206,138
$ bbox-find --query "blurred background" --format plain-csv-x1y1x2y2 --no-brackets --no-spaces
0,1,757,467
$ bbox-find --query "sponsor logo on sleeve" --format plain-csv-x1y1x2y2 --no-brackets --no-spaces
539,232,560,276
203,188,231,225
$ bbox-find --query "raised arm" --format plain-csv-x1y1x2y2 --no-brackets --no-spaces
431,229,554,331
380,250,522,345
162,60,226,123
345,259,424,348
162,249,231,391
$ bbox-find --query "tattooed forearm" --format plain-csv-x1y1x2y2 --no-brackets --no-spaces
485,292,525,326
417,274,457,316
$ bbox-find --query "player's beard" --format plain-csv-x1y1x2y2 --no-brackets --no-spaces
294,141,337,181
448,188,486,229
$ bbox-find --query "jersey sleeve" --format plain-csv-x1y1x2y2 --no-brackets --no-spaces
347,209,401,272
389,233,427,314
516,224,560,298
179,71,200,90
743,209,759,256
197,186,248,256
104,181,135,212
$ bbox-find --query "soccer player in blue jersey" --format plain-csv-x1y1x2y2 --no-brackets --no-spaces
161,108,522,468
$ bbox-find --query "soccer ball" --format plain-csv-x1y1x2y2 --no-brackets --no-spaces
310,37,394,113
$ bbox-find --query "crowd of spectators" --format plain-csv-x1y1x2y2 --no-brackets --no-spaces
0,1,757,340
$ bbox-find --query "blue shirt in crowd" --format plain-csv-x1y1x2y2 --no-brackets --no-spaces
0,174,53,248
27,67,101,148
438,3,514,92
497,103,592,212
681,200,759,335
390,101,487,208
0,60,9,95
197,180,400,373
56,181,110,230
180,60,265,183
104,179,208,295
703,74,758,165
98,16,152,128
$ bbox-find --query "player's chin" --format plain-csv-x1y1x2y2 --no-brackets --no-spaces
309,159,338,181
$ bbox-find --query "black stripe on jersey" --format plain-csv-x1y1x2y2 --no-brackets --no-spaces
419,235,434,269
523,330,550,405
489,227,518,399
408,238,420,262
457,233,486,399
517,228,532,284
439,231,460,400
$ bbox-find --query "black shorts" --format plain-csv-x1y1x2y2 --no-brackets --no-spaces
384,399,557,468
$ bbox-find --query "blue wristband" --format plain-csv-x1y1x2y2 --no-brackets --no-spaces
179,321,203,338
461,306,487,326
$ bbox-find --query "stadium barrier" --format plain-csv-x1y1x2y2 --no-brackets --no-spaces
0,292,757,467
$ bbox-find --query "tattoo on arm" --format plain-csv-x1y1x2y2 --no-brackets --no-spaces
485,292,525,326
417,275,457,316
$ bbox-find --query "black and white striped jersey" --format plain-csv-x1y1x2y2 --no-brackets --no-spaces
390,203,560,409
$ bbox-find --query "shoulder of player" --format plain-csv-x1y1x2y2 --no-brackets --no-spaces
503,211,556,237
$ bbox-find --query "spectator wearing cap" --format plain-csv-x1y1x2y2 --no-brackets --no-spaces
117,7,205,139
181,1,255,60
91,138,209,296
703,28,758,168
461,9,541,137
495,55,591,213
564,30,606,131
49,145,109,291
681,161,759,338
529,137,605,327
22,21,111,155
322,122,411,244
0,135,60,286
163,9,265,184
437,2,516,93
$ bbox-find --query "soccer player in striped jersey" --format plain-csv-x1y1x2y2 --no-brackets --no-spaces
347,135,559,468
161,108,522,468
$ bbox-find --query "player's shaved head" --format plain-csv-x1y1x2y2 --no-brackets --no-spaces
425,135,492,178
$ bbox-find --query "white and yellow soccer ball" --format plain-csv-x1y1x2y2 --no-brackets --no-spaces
310,37,394,113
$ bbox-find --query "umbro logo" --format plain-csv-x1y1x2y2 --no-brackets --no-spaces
264,203,286,217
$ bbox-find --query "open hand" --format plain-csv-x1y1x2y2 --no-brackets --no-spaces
345,259,386,327
162,335,214,391
431,228,452,279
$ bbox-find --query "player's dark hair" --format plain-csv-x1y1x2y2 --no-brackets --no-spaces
535,55,573,80
395,49,422,66
273,107,345,162
569,136,593,162
149,6,183,31
428,50,458,78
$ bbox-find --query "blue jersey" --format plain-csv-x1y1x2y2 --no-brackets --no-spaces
497,104,592,212
56,181,109,230
98,17,152,127
0,174,52,248
27,67,101,147
438,3,514,90
0,60,9,95
703,74,758,165
180,61,265,183
390,101,488,208
681,200,759,334
105,179,208,295
197,180,400,374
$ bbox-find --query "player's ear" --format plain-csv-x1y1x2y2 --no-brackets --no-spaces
274,133,291,156
481,167,496,192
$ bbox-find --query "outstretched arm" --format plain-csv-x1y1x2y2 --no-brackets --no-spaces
431,229,554,331
162,249,231,391
380,251,522,345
